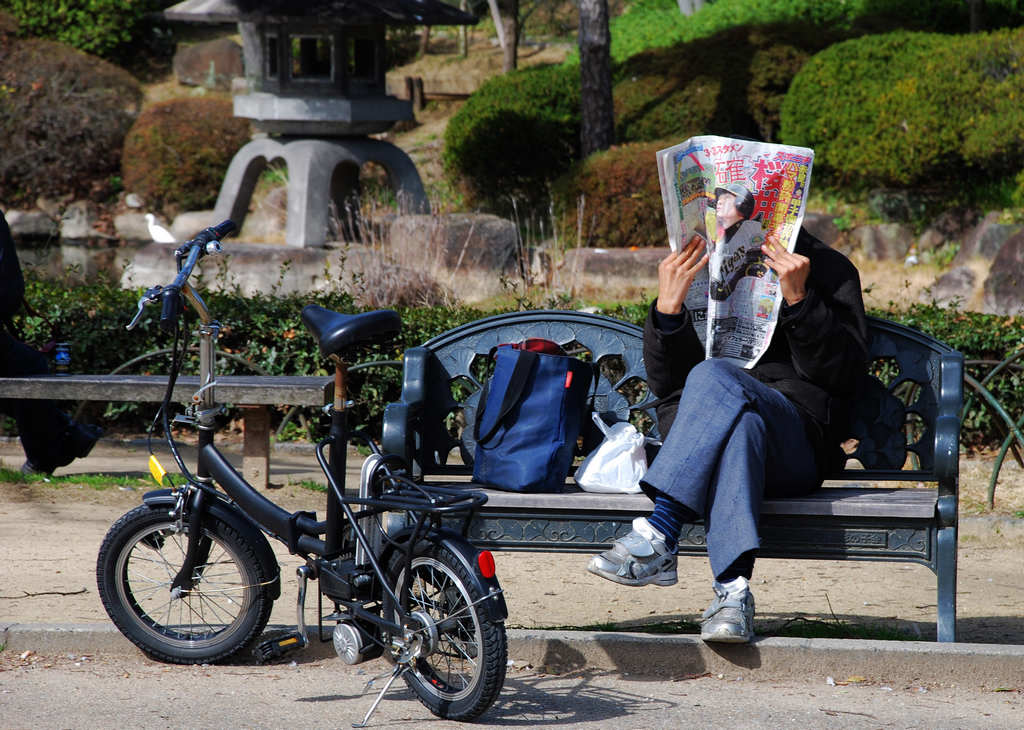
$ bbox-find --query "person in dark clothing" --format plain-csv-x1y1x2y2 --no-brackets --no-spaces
588,226,869,643
1,209,102,475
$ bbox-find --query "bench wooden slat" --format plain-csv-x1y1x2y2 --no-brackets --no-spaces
444,485,938,519
0,374,331,406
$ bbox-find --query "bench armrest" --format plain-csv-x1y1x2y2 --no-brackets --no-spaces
934,351,963,525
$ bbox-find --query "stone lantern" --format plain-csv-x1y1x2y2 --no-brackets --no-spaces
164,0,477,247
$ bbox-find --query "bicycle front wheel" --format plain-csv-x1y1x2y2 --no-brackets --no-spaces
96,504,274,664
385,544,507,721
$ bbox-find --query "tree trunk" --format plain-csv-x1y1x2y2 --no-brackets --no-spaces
487,0,520,72
501,0,520,72
578,0,614,157
968,0,984,32
676,0,706,14
459,0,469,57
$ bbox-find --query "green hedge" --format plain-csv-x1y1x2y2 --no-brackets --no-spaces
1,0,165,60
613,23,838,144
780,28,1024,190
6,279,1021,452
607,0,1024,63
444,24,833,215
442,64,580,213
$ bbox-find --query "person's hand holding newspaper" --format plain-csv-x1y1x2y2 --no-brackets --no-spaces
656,234,709,315
761,233,809,306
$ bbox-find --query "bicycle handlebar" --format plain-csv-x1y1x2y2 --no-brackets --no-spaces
125,219,236,333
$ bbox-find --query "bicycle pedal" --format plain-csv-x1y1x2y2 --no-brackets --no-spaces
253,632,307,663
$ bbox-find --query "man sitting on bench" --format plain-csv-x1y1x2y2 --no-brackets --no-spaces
587,225,868,644
1,209,102,475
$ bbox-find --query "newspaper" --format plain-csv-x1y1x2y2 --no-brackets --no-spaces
656,135,814,368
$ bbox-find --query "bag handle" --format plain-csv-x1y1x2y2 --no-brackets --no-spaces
474,349,538,443
590,411,614,437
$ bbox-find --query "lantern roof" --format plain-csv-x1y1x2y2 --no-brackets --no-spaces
164,0,478,26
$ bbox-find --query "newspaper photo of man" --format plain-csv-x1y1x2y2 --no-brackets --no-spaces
709,183,769,302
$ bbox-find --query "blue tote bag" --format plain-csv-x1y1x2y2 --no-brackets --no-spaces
471,344,593,493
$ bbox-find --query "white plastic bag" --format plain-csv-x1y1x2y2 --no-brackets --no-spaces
575,412,647,494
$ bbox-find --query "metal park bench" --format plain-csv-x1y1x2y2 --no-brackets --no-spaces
381,310,964,642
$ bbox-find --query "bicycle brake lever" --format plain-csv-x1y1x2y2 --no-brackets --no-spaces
126,285,164,330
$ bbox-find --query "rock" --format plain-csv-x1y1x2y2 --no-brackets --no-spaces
60,201,97,240
923,266,976,308
560,247,664,288
5,209,58,239
113,212,151,241
171,211,217,242
34,196,65,218
982,231,1024,315
801,213,842,248
124,193,144,209
239,188,287,242
867,188,938,222
957,211,1022,263
849,223,914,261
388,213,518,272
916,208,980,255
173,38,244,90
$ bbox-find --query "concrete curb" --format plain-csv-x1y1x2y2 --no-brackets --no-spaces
4,623,1022,688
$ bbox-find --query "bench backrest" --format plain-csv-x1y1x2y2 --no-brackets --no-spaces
383,311,962,483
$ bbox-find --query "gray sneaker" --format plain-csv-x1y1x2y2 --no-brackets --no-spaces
587,517,678,586
700,586,755,643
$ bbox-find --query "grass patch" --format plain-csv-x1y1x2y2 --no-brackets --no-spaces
0,466,150,491
290,478,327,493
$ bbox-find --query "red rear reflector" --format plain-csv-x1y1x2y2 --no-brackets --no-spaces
565,371,573,388
477,550,496,578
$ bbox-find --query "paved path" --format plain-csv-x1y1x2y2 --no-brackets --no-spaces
2,437,1023,705
2,648,1021,730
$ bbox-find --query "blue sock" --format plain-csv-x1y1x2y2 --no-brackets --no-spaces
647,494,698,552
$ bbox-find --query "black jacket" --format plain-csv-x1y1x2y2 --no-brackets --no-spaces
643,227,869,480
1,210,25,322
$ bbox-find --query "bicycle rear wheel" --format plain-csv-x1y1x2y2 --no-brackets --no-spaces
96,504,274,664
384,543,507,721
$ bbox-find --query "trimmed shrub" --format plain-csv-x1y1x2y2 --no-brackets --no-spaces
780,29,1024,190
614,23,839,144
2,0,164,60
445,25,833,215
122,98,251,215
550,140,667,249
608,0,1024,64
442,64,580,213
0,35,142,206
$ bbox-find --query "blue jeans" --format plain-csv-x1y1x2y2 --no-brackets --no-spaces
641,358,819,578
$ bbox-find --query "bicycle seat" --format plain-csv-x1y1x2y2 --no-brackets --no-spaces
301,305,401,359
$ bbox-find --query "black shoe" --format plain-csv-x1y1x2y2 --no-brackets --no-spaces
43,422,104,473
21,460,52,476
68,422,103,459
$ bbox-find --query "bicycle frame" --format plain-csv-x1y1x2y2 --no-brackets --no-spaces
103,222,509,726
153,236,505,652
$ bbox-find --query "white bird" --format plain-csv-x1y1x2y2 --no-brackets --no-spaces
904,245,919,268
145,213,176,243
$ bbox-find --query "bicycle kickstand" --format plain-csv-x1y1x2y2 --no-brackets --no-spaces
352,663,409,729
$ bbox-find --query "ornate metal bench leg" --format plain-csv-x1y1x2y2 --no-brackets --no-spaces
936,524,958,642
